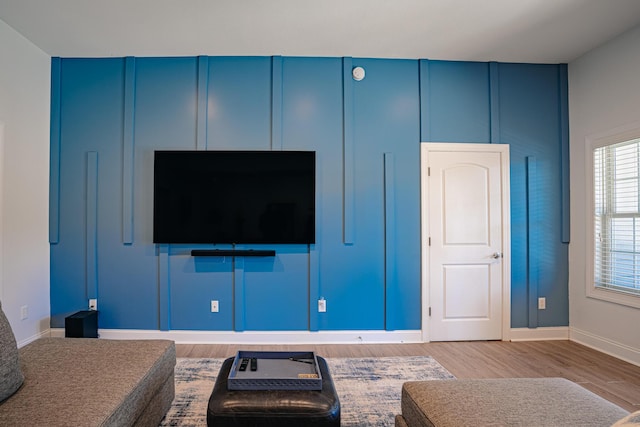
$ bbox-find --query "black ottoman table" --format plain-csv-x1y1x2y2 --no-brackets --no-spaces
207,356,340,426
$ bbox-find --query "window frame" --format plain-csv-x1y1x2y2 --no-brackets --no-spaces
586,122,640,309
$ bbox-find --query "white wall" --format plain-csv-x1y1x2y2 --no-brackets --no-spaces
568,25,640,365
0,19,51,345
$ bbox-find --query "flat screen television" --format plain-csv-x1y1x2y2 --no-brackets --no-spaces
153,150,315,244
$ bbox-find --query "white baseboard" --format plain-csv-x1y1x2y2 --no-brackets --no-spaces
509,327,569,341
46,326,640,368
570,327,640,368
49,328,423,345
18,329,50,348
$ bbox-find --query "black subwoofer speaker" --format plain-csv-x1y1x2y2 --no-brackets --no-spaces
65,310,98,338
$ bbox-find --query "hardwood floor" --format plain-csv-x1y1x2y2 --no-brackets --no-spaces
176,340,640,412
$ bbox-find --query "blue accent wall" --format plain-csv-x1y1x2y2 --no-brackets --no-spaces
496,63,570,328
50,56,569,332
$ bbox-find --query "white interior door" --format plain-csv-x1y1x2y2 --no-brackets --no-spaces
421,143,510,342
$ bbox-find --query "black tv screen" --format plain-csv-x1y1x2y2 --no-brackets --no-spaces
153,150,315,244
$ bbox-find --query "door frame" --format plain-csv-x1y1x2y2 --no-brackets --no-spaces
420,142,511,342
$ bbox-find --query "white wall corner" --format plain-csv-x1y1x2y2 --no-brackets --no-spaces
17,328,50,348
570,327,640,368
0,19,51,344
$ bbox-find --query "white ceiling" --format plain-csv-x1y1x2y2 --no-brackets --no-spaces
2,0,640,63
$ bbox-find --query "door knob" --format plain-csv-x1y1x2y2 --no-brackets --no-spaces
491,252,503,259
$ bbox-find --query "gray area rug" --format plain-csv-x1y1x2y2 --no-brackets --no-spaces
161,356,454,426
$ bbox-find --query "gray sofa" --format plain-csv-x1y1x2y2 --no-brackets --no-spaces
396,378,636,427
0,302,176,427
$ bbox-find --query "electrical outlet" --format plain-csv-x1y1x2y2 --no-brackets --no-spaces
538,297,546,310
318,298,326,313
89,299,98,311
211,300,219,313
20,305,28,320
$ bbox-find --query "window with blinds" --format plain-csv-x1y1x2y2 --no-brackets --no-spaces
594,138,640,296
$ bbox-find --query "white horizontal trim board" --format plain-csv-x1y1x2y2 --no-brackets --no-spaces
570,327,640,368
48,326,640,367
49,329,423,345
509,327,569,341
50,328,570,345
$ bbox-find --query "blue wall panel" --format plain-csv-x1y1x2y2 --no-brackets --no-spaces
130,57,200,329
207,57,272,150
332,58,421,330
424,61,491,143
86,57,200,329
242,246,310,330
423,61,569,329
50,55,569,333
169,247,234,330
498,63,569,328
51,58,125,326
281,57,343,330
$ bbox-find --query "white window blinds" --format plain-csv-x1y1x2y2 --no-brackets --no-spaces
594,138,640,295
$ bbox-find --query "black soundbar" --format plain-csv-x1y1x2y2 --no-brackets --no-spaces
191,249,276,257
